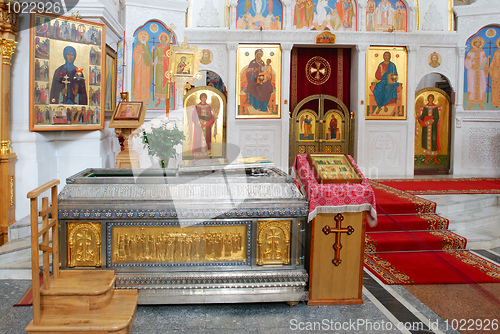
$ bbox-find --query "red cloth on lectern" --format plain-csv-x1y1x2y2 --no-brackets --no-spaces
292,154,377,224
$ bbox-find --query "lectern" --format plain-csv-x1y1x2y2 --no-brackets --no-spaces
293,153,376,305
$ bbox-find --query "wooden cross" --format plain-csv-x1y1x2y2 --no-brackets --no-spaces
322,213,354,266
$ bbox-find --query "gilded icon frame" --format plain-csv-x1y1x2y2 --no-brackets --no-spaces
182,86,226,160
236,44,281,119
104,46,117,117
365,46,407,120
109,101,146,129
30,12,106,131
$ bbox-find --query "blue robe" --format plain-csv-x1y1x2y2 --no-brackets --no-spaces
373,61,399,108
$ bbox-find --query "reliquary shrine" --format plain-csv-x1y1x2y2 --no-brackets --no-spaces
57,162,310,304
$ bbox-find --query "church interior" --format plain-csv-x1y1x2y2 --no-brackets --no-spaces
0,0,499,333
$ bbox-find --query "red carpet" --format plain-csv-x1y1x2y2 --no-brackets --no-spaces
366,230,466,253
364,180,500,285
365,251,500,284
376,178,500,195
13,272,44,307
368,213,449,232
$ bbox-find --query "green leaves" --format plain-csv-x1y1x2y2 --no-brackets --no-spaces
140,120,185,162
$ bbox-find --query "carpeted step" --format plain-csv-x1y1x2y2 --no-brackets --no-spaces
364,250,500,284
375,178,500,195
365,230,466,253
369,180,436,214
367,213,449,232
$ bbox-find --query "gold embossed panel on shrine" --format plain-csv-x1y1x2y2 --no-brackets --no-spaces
58,165,309,304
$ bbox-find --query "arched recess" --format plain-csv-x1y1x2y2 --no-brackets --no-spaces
289,94,353,167
414,73,453,174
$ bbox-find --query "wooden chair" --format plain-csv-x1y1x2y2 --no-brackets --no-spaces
25,179,138,334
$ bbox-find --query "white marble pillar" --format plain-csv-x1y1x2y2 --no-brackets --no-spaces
456,47,466,112
453,47,466,174
226,42,238,149
408,3,418,32
281,43,293,173
124,36,135,97
283,0,292,30
229,0,237,30
406,44,419,176
358,1,366,32
353,44,369,169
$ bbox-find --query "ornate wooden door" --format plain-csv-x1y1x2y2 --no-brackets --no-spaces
290,95,352,167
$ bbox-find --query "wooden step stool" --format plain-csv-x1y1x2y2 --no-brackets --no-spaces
24,180,138,334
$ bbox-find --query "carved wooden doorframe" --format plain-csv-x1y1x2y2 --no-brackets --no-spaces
289,94,353,167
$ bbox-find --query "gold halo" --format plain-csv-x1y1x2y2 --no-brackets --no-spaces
471,36,485,48
158,32,170,44
137,30,149,42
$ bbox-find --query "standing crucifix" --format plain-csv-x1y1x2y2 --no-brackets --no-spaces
62,74,71,104
322,213,354,266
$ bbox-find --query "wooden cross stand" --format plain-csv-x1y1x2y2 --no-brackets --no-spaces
322,213,354,266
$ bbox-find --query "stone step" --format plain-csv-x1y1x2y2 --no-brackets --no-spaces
0,237,31,265
455,221,500,250
420,194,499,215
0,236,48,279
446,205,500,231
9,215,41,241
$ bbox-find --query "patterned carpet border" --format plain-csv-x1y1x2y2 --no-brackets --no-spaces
449,251,500,280
418,214,449,230
364,230,467,253
364,253,415,284
368,180,437,213
364,250,500,285
374,178,500,195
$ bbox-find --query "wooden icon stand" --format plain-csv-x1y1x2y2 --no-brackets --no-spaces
109,99,146,168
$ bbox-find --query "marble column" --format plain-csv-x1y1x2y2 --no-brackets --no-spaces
281,43,293,173
357,1,366,32
124,36,135,99
406,44,419,176
353,44,368,169
229,0,237,30
226,42,238,150
456,47,466,112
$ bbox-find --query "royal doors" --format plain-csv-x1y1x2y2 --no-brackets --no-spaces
290,95,352,167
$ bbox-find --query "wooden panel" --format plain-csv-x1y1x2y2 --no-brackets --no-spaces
308,212,365,304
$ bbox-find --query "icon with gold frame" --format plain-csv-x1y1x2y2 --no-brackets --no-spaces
307,153,362,184
182,86,226,160
365,46,407,120
109,101,146,128
29,12,106,131
236,44,281,119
